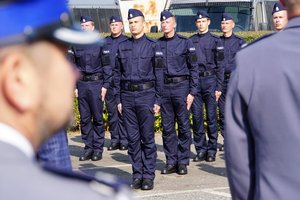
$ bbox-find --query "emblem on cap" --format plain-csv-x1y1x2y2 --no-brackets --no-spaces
112,19,115,22
130,13,133,18
163,16,166,20
223,18,225,21
82,19,86,22
276,6,279,11
199,15,202,18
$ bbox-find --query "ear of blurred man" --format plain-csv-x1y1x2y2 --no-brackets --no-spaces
0,46,40,113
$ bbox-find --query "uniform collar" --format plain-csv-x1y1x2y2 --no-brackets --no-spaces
0,123,34,159
223,33,234,39
132,33,146,43
198,31,210,37
111,33,123,40
164,32,178,41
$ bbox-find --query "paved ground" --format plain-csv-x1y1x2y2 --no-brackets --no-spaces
68,131,231,200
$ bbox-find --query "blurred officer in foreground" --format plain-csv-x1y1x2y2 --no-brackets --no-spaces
0,0,131,199
158,11,198,175
272,1,288,31
37,130,72,171
225,0,300,199
69,16,112,161
115,9,163,190
190,10,224,162
105,16,128,151
217,13,245,151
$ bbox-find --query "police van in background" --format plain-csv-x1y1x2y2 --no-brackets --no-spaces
68,0,277,33
165,0,277,32
68,0,120,32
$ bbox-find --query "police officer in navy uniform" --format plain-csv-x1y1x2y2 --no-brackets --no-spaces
158,11,198,175
105,16,128,151
225,0,300,198
115,9,163,190
218,13,245,151
70,16,112,161
37,130,72,170
272,1,288,31
0,0,132,199
190,10,224,162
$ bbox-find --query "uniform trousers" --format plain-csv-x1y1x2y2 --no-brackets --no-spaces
77,80,105,153
218,76,230,138
191,75,218,155
121,88,157,180
161,80,191,165
105,86,127,145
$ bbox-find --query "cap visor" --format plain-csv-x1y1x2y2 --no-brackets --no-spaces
53,27,103,46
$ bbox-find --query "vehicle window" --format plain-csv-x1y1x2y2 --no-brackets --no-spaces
170,2,252,32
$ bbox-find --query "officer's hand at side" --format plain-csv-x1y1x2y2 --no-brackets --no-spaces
101,87,107,102
118,103,122,115
215,91,222,101
153,104,160,115
74,89,78,98
186,94,194,110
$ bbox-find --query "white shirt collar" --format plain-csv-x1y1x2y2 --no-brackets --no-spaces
0,123,34,159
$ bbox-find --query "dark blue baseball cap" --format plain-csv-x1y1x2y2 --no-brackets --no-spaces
221,13,234,21
128,9,144,20
160,10,174,22
80,16,94,23
0,0,101,46
272,2,286,15
195,10,210,20
110,16,123,24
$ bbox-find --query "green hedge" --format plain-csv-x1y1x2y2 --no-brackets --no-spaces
101,31,272,42
69,31,272,132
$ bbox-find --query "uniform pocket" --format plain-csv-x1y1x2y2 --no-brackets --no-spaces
174,51,187,72
118,56,130,76
204,48,214,64
140,55,153,76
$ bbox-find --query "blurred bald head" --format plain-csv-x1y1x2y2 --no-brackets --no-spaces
280,0,300,19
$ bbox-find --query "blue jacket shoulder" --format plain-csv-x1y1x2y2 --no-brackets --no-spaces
146,36,157,43
232,34,245,41
177,34,188,40
189,33,198,39
119,37,129,44
210,33,221,39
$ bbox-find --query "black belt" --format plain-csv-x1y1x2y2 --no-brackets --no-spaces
121,81,154,91
80,73,103,81
164,76,189,84
199,70,215,77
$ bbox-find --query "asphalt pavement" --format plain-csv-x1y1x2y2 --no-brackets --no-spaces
68,131,231,200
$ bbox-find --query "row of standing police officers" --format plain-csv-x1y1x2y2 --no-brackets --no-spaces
69,9,245,190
